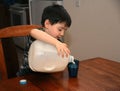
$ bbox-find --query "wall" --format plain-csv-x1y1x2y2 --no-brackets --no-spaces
63,0,120,61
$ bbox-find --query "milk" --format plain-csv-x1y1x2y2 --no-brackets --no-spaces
28,40,73,73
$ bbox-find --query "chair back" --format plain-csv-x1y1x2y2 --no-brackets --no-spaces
0,25,41,80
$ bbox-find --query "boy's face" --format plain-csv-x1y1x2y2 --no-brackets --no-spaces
45,20,68,39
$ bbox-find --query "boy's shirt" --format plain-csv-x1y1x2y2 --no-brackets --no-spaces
17,28,64,76
16,28,44,76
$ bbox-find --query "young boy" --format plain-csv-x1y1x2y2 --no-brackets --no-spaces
17,4,72,76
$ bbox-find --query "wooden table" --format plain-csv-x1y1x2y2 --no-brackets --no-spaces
0,57,120,91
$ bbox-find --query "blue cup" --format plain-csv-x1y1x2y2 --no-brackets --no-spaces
68,59,79,77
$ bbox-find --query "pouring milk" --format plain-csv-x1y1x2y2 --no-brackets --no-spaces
28,40,74,73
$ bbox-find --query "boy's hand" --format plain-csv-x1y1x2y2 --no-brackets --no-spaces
55,41,70,57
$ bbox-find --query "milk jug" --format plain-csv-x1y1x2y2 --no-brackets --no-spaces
28,40,74,73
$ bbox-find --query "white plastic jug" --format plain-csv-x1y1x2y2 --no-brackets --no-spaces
28,40,74,73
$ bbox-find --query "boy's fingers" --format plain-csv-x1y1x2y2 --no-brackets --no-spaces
61,49,70,58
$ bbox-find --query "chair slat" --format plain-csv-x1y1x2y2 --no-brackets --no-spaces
0,25,41,80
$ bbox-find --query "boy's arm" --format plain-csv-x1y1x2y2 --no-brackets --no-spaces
30,29,70,57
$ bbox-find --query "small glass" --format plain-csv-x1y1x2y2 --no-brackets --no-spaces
68,59,79,77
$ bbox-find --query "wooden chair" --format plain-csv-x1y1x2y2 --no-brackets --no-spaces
0,25,41,80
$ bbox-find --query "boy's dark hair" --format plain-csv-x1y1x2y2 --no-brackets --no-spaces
41,4,71,27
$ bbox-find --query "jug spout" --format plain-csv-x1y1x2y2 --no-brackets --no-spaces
69,55,75,64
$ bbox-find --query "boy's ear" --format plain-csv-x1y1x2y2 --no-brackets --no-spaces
44,19,51,28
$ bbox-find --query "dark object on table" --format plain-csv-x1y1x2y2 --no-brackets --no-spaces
68,59,79,77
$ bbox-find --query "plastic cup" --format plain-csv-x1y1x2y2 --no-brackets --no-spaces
68,59,79,77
